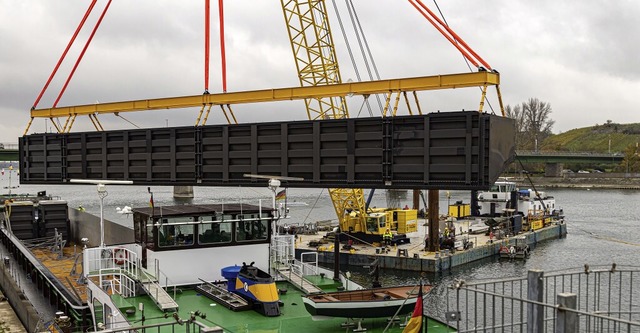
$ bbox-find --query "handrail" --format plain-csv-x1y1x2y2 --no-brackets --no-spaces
141,258,177,305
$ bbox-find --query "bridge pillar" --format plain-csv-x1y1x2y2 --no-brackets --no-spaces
545,163,563,177
173,186,194,198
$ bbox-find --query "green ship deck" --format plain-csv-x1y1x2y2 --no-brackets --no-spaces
117,280,455,333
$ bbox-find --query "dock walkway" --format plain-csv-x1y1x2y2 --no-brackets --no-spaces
276,267,322,294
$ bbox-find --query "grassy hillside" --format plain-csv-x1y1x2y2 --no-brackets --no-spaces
540,122,640,153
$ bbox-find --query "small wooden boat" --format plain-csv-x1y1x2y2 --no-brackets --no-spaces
302,285,431,319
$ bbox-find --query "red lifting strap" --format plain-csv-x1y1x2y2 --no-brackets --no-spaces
204,0,228,94
53,0,113,108
32,0,98,110
218,0,228,93
205,0,210,93
409,0,493,71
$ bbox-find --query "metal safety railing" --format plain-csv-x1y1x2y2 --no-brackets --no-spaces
83,246,138,277
437,264,640,333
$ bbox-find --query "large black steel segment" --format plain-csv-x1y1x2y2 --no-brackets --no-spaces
19,112,515,189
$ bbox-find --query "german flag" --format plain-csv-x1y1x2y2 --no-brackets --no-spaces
148,187,154,208
275,189,286,201
402,283,424,333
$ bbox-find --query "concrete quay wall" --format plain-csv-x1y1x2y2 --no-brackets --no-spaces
296,223,567,273
0,262,39,332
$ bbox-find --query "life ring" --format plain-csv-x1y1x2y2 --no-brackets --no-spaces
114,248,128,265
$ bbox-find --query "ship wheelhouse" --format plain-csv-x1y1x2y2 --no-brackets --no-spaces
131,203,275,274
132,203,274,252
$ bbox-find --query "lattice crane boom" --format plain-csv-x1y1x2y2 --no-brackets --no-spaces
280,0,348,120
280,0,365,233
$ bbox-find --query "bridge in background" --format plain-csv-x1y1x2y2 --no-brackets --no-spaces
0,143,18,162
515,150,623,164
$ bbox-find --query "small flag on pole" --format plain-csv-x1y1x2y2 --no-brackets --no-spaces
275,189,286,201
148,187,154,208
402,283,424,333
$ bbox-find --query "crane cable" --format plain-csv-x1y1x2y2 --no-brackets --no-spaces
114,113,141,129
430,0,496,114
345,0,386,116
329,2,373,118
330,0,381,117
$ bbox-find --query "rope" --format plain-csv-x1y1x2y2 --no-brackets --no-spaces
301,189,325,225
514,151,547,212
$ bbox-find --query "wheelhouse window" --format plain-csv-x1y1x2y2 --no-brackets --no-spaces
131,205,273,251
158,217,194,247
236,214,268,242
198,216,233,244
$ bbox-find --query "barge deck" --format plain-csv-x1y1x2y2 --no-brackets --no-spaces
295,219,567,273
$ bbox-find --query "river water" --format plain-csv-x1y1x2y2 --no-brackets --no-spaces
2,171,639,287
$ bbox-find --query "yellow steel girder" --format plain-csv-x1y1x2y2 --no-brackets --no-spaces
30,71,500,118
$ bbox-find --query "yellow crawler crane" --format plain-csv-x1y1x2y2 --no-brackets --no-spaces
280,0,370,239
277,1,501,242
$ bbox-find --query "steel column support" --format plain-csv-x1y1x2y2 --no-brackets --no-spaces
527,269,544,333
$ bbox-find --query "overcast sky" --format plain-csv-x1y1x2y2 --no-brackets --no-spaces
1,0,639,143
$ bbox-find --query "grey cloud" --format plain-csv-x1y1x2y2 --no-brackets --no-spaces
1,0,639,143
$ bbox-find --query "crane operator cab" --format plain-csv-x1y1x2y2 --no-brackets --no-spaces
366,212,388,233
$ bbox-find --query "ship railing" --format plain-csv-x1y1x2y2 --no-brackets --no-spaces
158,264,178,300
68,315,221,333
278,254,322,294
270,234,296,273
83,246,139,279
85,276,138,331
296,252,319,276
141,258,178,302
96,267,136,298
287,253,320,283
439,264,640,332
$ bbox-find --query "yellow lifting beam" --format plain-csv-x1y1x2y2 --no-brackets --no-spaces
29,71,500,119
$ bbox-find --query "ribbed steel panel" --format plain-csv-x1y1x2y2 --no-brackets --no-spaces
19,112,515,189
39,201,70,239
